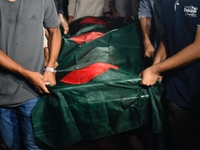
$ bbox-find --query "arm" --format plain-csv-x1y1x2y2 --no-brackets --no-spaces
140,17,156,58
54,0,69,34
58,13,69,34
43,26,61,86
43,28,49,67
153,40,167,65
140,26,200,86
138,0,155,58
0,50,50,93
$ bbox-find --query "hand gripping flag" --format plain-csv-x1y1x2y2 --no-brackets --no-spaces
32,17,164,150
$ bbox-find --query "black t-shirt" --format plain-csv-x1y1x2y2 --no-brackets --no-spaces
157,0,200,109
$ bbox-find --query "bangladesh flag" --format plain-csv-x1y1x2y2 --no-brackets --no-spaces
32,17,163,150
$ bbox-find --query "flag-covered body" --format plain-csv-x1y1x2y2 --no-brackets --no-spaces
32,17,163,149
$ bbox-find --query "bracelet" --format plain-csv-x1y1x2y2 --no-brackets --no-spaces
44,67,56,73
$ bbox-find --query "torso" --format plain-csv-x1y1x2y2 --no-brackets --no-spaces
158,0,200,109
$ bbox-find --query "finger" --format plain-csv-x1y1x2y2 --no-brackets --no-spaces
42,86,50,94
63,26,69,34
140,81,151,86
140,80,148,86
144,54,150,58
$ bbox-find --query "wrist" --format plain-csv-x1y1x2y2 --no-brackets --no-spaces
44,67,56,74
151,64,161,75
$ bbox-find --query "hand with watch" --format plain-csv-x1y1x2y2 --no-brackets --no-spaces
43,66,57,86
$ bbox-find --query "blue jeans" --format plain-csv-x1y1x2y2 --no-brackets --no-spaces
0,97,43,150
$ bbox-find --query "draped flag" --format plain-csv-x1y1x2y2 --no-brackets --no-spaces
32,17,163,150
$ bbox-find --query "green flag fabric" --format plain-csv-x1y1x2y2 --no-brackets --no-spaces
32,17,164,150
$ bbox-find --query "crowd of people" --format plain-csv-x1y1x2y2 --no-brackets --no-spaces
0,0,200,150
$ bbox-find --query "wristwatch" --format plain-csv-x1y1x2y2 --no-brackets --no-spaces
44,67,57,73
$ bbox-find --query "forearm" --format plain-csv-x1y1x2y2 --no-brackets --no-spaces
152,42,200,74
140,26,200,86
140,17,152,45
152,27,200,73
0,50,30,77
0,50,51,93
153,40,167,64
140,17,156,58
46,27,61,68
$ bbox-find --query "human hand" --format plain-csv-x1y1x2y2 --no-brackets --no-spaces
25,71,50,94
58,14,69,34
144,42,156,59
139,66,161,86
43,71,56,87
60,19,69,34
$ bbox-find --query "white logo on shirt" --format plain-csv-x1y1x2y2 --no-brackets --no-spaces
184,6,198,17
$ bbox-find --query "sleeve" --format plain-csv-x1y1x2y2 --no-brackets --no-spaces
43,0,60,28
138,0,152,19
55,0,63,14
68,0,76,16
197,10,200,26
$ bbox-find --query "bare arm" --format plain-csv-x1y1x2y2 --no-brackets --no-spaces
140,26,200,86
43,26,61,86
153,40,167,65
140,17,156,58
58,13,69,34
46,27,61,68
0,50,50,93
